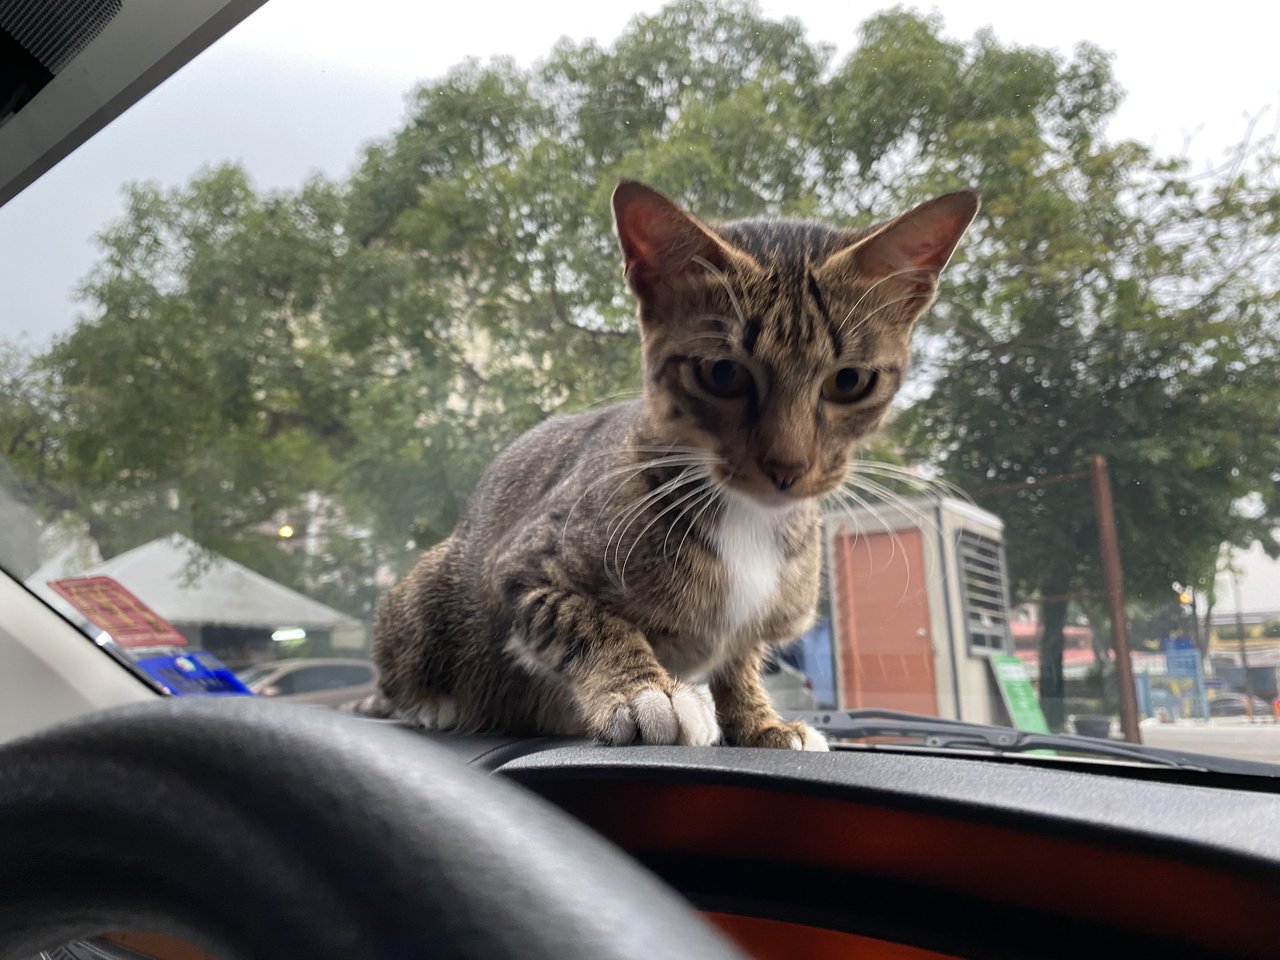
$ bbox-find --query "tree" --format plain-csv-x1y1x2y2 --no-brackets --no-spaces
32,166,350,589
901,121,1280,725
0,340,53,576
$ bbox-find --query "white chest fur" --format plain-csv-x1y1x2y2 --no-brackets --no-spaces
713,494,789,635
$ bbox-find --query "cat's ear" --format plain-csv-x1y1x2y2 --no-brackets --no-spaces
819,190,980,301
612,180,745,295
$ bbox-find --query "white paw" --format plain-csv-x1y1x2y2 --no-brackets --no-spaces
671,684,721,746
413,696,458,731
789,723,829,752
599,684,722,746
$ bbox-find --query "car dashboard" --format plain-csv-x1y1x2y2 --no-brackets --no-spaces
415,733,1280,960
13,713,1280,960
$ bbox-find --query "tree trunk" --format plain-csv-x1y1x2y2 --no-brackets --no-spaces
1039,592,1069,731
1188,588,1202,653
1200,596,1215,661
85,515,123,562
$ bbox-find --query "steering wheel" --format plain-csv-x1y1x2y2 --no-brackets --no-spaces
0,698,747,960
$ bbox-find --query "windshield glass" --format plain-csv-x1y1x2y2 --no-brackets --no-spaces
1,0,1278,775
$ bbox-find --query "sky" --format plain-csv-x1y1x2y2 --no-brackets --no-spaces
1,0,1278,345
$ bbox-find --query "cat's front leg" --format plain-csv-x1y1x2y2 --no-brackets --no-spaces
710,647,828,751
504,582,721,746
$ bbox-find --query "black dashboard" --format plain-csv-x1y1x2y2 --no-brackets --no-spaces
421,731,1280,960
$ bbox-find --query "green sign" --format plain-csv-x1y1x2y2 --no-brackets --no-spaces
991,654,1050,733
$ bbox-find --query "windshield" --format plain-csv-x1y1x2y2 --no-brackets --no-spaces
1,0,1278,776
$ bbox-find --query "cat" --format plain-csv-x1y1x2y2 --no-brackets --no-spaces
361,179,978,749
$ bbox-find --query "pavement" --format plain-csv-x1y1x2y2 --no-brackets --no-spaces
1138,717,1280,764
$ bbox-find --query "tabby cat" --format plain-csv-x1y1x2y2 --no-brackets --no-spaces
364,180,978,749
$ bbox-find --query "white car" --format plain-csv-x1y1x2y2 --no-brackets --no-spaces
238,658,378,708
761,652,818,711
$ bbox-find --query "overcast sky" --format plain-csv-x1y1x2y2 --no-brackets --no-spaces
1,0,1278,345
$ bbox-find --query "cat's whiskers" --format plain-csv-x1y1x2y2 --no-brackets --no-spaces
832,485,918,603
564,445,710,481
561,453,713,546
616,473,714,592
844,479,934,567
597,454,719,528
831,466,957,591
672,482,725,575
837,267,937,334
826,483,909,587
849,478,942,591
847,462,958,529
581,458,708,542
841,289,934,340
658,484,723,610
589,459,716,553
824,487,876,569
661,480,716,560
850,460,972,504
828,484,894,571
604,467,710,592
602,463,707,540
681,330,740,351
824,476,926,601
691,255,748,327
845,472,936,528
561,388,643,414
844,474,944,584
606,467,703,550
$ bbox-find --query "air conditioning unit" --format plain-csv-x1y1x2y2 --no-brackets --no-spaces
818,495,1014,725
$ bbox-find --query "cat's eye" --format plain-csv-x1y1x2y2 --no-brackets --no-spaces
821,367,879,404
694,358,753,398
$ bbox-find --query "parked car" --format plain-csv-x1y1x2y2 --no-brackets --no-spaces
1208,693,1274,719
761,651,818,711
238,658,377,708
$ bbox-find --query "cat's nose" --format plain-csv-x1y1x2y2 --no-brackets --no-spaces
758,456,809,492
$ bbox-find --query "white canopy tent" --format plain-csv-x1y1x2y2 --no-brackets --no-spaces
25,534,364,655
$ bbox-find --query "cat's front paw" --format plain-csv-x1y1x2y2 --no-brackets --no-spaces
736,720,829,752
595,683,721,747
409,696,458,731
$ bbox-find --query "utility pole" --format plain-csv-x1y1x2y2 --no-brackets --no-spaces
1089,456,1142,744
1231,565,1252,702
1187,587,1201,652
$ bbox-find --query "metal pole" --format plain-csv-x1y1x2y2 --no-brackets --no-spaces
1188,587,1201,652
1232,567,1252,702
1089,455,1142,743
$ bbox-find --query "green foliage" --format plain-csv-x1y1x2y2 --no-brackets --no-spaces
2,0,1277,639
0,343,48,576
1127,601,1185,652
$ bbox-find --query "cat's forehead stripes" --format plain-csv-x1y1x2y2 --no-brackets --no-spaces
709,218,874,362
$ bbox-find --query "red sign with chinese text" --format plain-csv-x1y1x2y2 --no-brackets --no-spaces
49,576,188,648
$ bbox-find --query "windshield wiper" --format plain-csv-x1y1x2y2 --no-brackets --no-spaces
787,708,1280,778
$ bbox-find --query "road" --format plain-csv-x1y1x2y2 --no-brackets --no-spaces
1139,718,1280,764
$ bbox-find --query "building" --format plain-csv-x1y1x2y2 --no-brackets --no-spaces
813,496,1015,725
1206,541,1280,698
